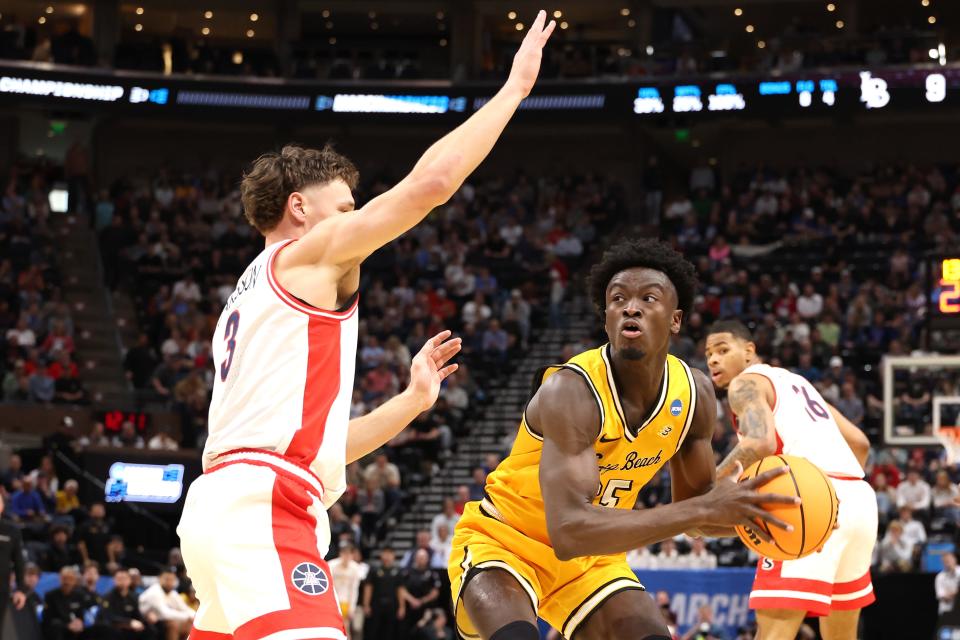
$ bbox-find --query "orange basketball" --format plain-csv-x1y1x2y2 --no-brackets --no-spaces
734,454,839,561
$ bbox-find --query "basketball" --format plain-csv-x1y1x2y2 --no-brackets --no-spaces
735,455,839,561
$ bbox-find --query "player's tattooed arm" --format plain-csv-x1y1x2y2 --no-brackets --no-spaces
716,374,778,479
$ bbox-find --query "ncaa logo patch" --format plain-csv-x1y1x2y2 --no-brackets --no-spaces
291,562,329,595
669,399,683,416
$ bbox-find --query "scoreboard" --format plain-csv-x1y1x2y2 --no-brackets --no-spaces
931,257,960,330
3,60,960,121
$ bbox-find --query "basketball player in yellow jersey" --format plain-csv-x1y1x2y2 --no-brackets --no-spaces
449,239,799,640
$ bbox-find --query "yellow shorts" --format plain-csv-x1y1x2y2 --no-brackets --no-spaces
449,501,644,639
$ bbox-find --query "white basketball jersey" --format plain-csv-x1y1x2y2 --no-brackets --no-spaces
737,364,863,478
204,239,358,507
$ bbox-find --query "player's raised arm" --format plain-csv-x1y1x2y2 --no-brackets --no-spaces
287,11,555,268
715,373,779,479
536,370,798,561
669,369,719,503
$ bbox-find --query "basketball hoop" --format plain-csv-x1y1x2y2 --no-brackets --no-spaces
936,426,960,465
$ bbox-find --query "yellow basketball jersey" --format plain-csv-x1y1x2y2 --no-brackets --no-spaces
482,344,699,547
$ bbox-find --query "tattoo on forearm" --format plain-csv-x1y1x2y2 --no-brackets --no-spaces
717,445,763,477
717,379,772,476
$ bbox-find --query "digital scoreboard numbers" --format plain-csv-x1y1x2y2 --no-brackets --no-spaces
940,258,960,314
931,257,960,331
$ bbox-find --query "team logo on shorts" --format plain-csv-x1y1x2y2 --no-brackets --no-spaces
670,399,683,416
291,562,329,595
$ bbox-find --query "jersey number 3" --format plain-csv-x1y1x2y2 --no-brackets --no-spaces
220,310,241,381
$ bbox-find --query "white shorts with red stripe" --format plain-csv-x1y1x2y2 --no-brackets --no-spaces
177,450,346,640
749,477,878,617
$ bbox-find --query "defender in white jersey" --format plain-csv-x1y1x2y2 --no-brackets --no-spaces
704,320,876,640
177,13,556,640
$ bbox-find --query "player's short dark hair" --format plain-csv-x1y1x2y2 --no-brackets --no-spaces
587,239,698,317
707,319,755,342
241,143,359,234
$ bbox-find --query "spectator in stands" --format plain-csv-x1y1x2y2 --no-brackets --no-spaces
399,549,441,637
77,421,111,448
932,470,960,522
148,426,180,451
363,546,404,640
23,563,42,613
102,567,150,638
29,366,55,402
78,503,112,566
467,467,486,502
873,473,897,526
657,538,684,569
429,523,452,569
43,321,75,355
138,569,195,640
481,319,509,366
43,525,82,572
453,485,470,514
43,566,92,640
894,506,927,549
897,469,932,517
835,382,865,426
328,504,355,555
328,542,366,640
364,452,401,500
937,553,960,616
430,497,460,540
401,531,433,568
9,474,49,523
877,521,915,573
124,334,159,390
83,562,101,597
0,493,26,630
47,350,80,382
686,537,718,570
1,453,24,491
626,545,659,570
796,283,824,319
54,363,89,404
358,477,386,533
113,421,146,448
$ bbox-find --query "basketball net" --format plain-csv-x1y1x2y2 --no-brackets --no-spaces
936,426,960,465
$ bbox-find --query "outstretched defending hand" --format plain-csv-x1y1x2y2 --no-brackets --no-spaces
407,330,462,413
506,10,557,99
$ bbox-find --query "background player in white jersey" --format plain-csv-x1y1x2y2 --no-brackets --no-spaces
177,12,556,640
704,320,877,640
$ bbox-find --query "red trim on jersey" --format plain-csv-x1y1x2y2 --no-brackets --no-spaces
285,314,342,464
827,473,862,481
833,571,872,595
210,447,324,480
231,476,344,640
267,240,360,320
206,457,324,499
189,628,232,640
753,559,833,595
749,595,831,617
831,591,875,610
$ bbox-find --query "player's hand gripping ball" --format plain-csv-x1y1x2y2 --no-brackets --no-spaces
735,455,838,560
